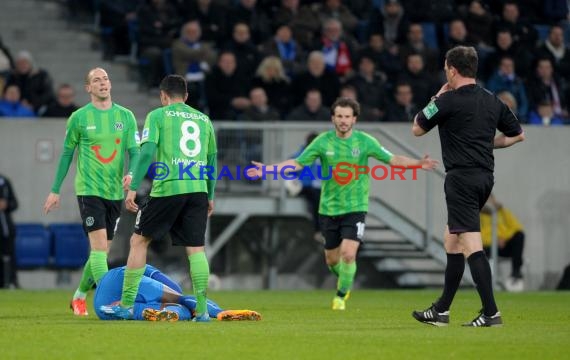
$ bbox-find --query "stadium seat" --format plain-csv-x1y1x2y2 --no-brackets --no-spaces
128,18,139,64
15,224,51,268
421,22,438,49
534,24,551,43
373,0,385,10
16,223,45,233
50,223,89,268
163,48,174,75
49,223,84,234
356,19,370,44
442,22,450,43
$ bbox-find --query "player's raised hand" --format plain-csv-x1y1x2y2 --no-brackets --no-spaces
420,155,439,170
43,192,60,214
208,200,214,217
246,161,264,179
125,190,138,213
122,175,132,191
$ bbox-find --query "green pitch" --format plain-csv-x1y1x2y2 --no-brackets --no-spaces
0,290,568,359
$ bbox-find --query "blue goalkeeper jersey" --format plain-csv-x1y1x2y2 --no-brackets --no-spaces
94,265,221,320
94,265,183,320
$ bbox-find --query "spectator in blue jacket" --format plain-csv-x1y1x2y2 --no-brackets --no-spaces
0,84,35,118
527,100,566,126
486,55,529,121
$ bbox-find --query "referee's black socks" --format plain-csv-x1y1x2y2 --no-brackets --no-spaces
468,250,499,316
434,253,465,313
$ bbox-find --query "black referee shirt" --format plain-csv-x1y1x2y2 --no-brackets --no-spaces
415,84,523,172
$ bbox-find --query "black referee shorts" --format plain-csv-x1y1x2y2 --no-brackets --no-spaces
77,196,122,239
319,212,366,250
134,192,208,247
444,168,494,234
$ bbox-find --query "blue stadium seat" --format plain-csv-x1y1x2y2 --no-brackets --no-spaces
15,224,51,268
163,48,174,75
373,0,385,10
442,22,450,43
50,223,89,268
100,26,113,36
534,24,551,43
49,223,84,234
421,22,438,49
16,223,45,233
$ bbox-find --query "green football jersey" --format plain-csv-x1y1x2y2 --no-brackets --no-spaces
296,130,393,216
63,103,139,200
142,102,217,197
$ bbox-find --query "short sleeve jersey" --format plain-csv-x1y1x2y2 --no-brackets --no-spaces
142,102,217,197
296,130,393,216
415,84,522,172
63,103,139,200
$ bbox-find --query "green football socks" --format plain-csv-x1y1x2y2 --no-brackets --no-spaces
73,288,88,300
338,260,357,295
89,250,108,284
76,258,95,297
189,252,210,315
328,263,341,277
121,267,146,307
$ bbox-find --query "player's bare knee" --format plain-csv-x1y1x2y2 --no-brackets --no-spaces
324,252,339,266
91,243,107,252
444,242,462,253
340,252,356,263
130,234,150,248
325,259,338,267
340,247,357,262
340,240,359,263
89,229,108,251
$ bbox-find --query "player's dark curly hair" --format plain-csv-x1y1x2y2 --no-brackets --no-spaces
331,97,360,117
445,46,478,78
160,75,187,99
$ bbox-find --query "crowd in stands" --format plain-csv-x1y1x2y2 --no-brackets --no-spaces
0,38,78,119
2,0,570,125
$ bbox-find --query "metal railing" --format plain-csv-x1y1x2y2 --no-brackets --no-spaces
212,122,504,288
213,121,447,248
369,125,446,247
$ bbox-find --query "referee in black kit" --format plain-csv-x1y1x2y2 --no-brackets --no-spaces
410,46,525,327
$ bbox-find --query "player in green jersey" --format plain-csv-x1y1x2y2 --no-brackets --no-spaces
247,98,438,310
99,74,217,322
43,68,140,316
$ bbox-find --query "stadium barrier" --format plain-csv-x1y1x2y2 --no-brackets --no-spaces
3,121,570,289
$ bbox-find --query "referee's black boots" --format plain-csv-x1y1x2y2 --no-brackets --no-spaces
412,304,450,327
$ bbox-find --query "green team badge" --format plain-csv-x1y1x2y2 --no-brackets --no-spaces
422,101,439,120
